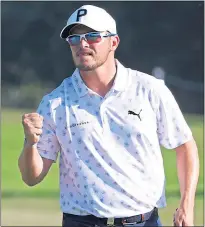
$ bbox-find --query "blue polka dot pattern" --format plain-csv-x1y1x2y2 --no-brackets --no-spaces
36,60,192,217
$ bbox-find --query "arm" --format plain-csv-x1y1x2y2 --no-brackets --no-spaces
18,142,53,186
174,138,199,226
150,82,199,226
176,139,199,207
18,113,54,186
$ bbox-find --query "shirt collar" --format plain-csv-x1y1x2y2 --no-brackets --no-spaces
71,59,129,98
71,68,89,98
112,59,129,92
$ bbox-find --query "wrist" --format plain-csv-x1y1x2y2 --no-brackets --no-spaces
24,138,38,148
179,196,195,210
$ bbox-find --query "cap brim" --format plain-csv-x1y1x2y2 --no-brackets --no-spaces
60,24,79,39
60,22,101,39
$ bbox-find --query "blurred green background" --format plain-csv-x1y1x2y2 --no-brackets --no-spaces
2,108,204,226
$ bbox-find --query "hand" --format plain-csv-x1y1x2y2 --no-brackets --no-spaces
173,207,194,227
22,113,43,146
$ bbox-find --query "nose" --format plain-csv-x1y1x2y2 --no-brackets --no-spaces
79,37,89,48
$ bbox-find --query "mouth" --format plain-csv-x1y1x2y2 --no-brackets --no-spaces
77,51,93,57
79,54,92,57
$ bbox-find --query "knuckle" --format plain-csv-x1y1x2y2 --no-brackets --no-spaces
35,113,40,117
22,113,28,121
22,118,29,126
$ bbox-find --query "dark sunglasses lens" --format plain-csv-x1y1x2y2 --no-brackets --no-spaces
68,36,80,45
85,33,102,44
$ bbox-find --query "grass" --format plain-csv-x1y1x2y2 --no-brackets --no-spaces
1,108,204,226
2,108,59,196
1,197,204,226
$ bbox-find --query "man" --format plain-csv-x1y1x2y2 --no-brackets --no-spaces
18,5,199,227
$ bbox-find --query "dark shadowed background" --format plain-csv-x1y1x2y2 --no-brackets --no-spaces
1,1,204,113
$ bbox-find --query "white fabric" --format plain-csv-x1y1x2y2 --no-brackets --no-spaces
36,60,192,218
60,5,117,38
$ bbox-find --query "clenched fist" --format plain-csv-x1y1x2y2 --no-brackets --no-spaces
22,113,43,146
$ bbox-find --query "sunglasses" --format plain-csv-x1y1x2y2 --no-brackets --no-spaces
66,31,116,46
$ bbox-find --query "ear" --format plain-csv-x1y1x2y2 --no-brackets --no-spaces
111,35,120,51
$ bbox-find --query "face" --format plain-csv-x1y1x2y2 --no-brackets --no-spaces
68,25,119,71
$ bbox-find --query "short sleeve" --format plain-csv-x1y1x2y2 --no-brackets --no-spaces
36,96,60,162
153,83,193,149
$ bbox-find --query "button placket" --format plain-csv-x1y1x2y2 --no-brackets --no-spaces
89,94,104,127
100,97,113,135
99,101,105,128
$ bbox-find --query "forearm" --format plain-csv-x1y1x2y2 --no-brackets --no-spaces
18,142,44,186
176,139,199,208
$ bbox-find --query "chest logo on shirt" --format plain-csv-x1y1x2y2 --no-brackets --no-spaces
128,109,142,121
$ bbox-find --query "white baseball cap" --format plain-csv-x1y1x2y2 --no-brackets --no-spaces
60,5,117,39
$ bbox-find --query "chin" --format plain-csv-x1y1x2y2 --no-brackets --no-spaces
75,61,99,71
77,65,97,71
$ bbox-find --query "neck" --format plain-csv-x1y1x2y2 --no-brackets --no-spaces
79,58,117,97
